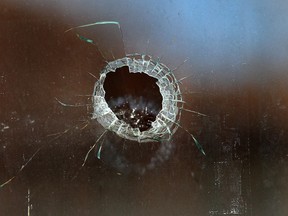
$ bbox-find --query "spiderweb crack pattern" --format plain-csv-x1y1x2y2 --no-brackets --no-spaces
92,54,183,143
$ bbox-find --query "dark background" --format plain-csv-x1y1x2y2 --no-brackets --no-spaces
0,0,287,215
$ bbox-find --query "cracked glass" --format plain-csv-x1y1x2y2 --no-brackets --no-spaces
1,1,288,216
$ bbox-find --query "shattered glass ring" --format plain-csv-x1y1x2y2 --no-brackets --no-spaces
92,54,183,143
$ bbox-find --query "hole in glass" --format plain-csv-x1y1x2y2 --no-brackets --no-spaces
103,66,163,132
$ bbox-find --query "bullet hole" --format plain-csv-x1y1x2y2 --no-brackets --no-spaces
103,66,163,132
57,22,204,175
92,54,183,143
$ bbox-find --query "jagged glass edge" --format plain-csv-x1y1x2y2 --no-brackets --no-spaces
92,54,183,143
